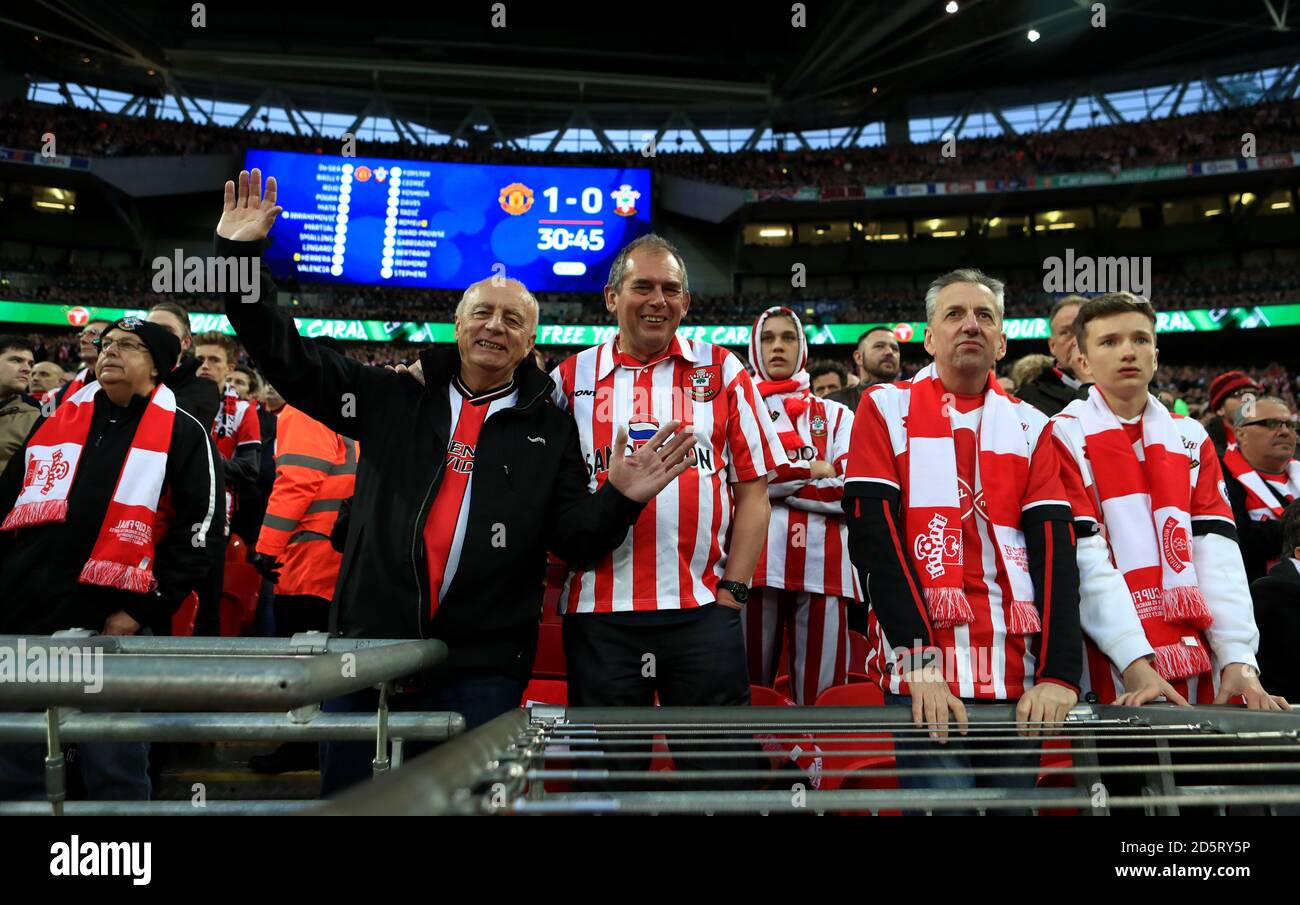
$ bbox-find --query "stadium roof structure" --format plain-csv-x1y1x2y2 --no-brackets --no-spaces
4,0,1300,149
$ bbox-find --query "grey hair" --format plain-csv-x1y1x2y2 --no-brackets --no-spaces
606,233,690,294
456,277,540,326
924,268,1005,323
1232,394,1291,429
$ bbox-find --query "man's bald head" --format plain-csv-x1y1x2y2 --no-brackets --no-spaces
456,277,540,330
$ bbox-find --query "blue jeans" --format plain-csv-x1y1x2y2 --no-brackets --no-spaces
319,672,525,797
884,692,1041,815
0,737,150,802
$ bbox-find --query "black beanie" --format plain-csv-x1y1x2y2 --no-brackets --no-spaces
105,317,181,378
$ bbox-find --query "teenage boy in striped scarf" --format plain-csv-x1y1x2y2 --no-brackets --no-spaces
744,306,862,705
844,269,1082,802
1050,293,1286,710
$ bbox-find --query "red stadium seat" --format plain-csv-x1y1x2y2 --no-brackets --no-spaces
749,684,796,707
847,671,873,684
772,673,792,700
219,562,261,636
812,682,894,801
847,629,870,674
521,678,568,707
532,622,566,678
226,533,248,562
171,591,199,637
813,682,885,707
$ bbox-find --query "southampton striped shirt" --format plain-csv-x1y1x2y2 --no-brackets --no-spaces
846,382,1069,700
422,375,518,618
753,394,862,600
550,334,787,613
211,398,260,461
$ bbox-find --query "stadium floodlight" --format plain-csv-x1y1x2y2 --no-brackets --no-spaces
945,1,959,13
1027,28,1041,42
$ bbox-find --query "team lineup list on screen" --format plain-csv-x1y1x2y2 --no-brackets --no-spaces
243,149,653,293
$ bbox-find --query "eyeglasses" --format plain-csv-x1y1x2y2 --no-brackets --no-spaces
1238,418,1298,433
94,336,149,354
78,328,104,339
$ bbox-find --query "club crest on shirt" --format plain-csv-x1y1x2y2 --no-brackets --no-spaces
809,414,827,437
1161,516,1191,573
957,476,987,521
913,513,963,579
685,365,721,402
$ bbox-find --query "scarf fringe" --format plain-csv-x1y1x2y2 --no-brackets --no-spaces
1163,586,1213,630
1152,641,1212,682
80,559,157,595
925,586,974,628
1007,599,1042,635
0,499,69,532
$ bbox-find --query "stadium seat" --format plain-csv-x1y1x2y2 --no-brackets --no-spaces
226,533,248,562
749,684,796,707
171,591,199,637
521,678,568,707
532,622,566,678
773,673,792,700
813,682,885,707
219,561,261,636
847,629,870,674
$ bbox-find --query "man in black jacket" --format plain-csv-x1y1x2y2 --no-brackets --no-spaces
1250,499,1300,704
0,317,223,800
215,168,694,794
1014,295,1090,417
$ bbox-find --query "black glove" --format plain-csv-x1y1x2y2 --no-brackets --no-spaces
252,553,282,585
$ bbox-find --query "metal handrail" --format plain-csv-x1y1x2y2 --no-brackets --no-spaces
0,711,464,743
0,636,448,710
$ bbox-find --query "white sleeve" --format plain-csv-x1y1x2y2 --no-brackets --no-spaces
1194,533,1260,670
1076,533,1154,672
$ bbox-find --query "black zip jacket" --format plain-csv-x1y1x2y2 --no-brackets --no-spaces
0,390,224,634
218,235,646,680
1015,367,1088,418
165,356,223,427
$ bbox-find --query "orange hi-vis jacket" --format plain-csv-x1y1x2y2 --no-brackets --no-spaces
255,405,358,600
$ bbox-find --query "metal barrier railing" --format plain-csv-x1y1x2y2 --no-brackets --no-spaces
0,632,462,815
318,703,1300,816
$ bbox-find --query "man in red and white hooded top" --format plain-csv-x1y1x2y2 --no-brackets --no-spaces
842,268,1082,801
1049,293,1286,710
744,306,862,704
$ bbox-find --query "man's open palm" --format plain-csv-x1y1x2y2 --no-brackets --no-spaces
217,168,283,242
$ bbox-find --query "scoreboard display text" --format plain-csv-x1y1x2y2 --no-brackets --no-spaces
242,149,652,292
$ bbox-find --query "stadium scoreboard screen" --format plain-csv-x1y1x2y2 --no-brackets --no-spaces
242,149,652,292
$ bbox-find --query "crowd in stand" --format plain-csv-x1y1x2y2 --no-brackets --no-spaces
5,94,1300,188
5,259,1300,328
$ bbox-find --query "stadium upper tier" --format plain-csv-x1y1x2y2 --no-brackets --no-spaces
4,96,1300,191
4,262,1300,325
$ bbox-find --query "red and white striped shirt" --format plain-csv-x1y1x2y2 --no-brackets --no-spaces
423,376,519,616
847,382,1066,700
550,334,787,613
754,394,862,600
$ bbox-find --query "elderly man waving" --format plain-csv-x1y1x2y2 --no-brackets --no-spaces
214,169,694,794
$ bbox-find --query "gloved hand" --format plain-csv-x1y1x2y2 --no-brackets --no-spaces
252,553,282,585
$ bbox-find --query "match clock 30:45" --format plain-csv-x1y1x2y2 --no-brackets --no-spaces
537,227,605,251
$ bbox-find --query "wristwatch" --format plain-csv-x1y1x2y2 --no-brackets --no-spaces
716,580,749,604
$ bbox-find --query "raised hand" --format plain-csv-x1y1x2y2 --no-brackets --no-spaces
606,420,698,503
217,168,283,242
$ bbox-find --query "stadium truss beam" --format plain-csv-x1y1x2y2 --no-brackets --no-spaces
1262,0,1291,30
1092,92,1125,125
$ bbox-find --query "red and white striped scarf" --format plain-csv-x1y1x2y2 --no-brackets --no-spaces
903,363,1039,634
750,306,822,455
1074,387,1213,680
1222,447,1300,521
214,381,239,438
1,380,176,594
41,366,90,411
